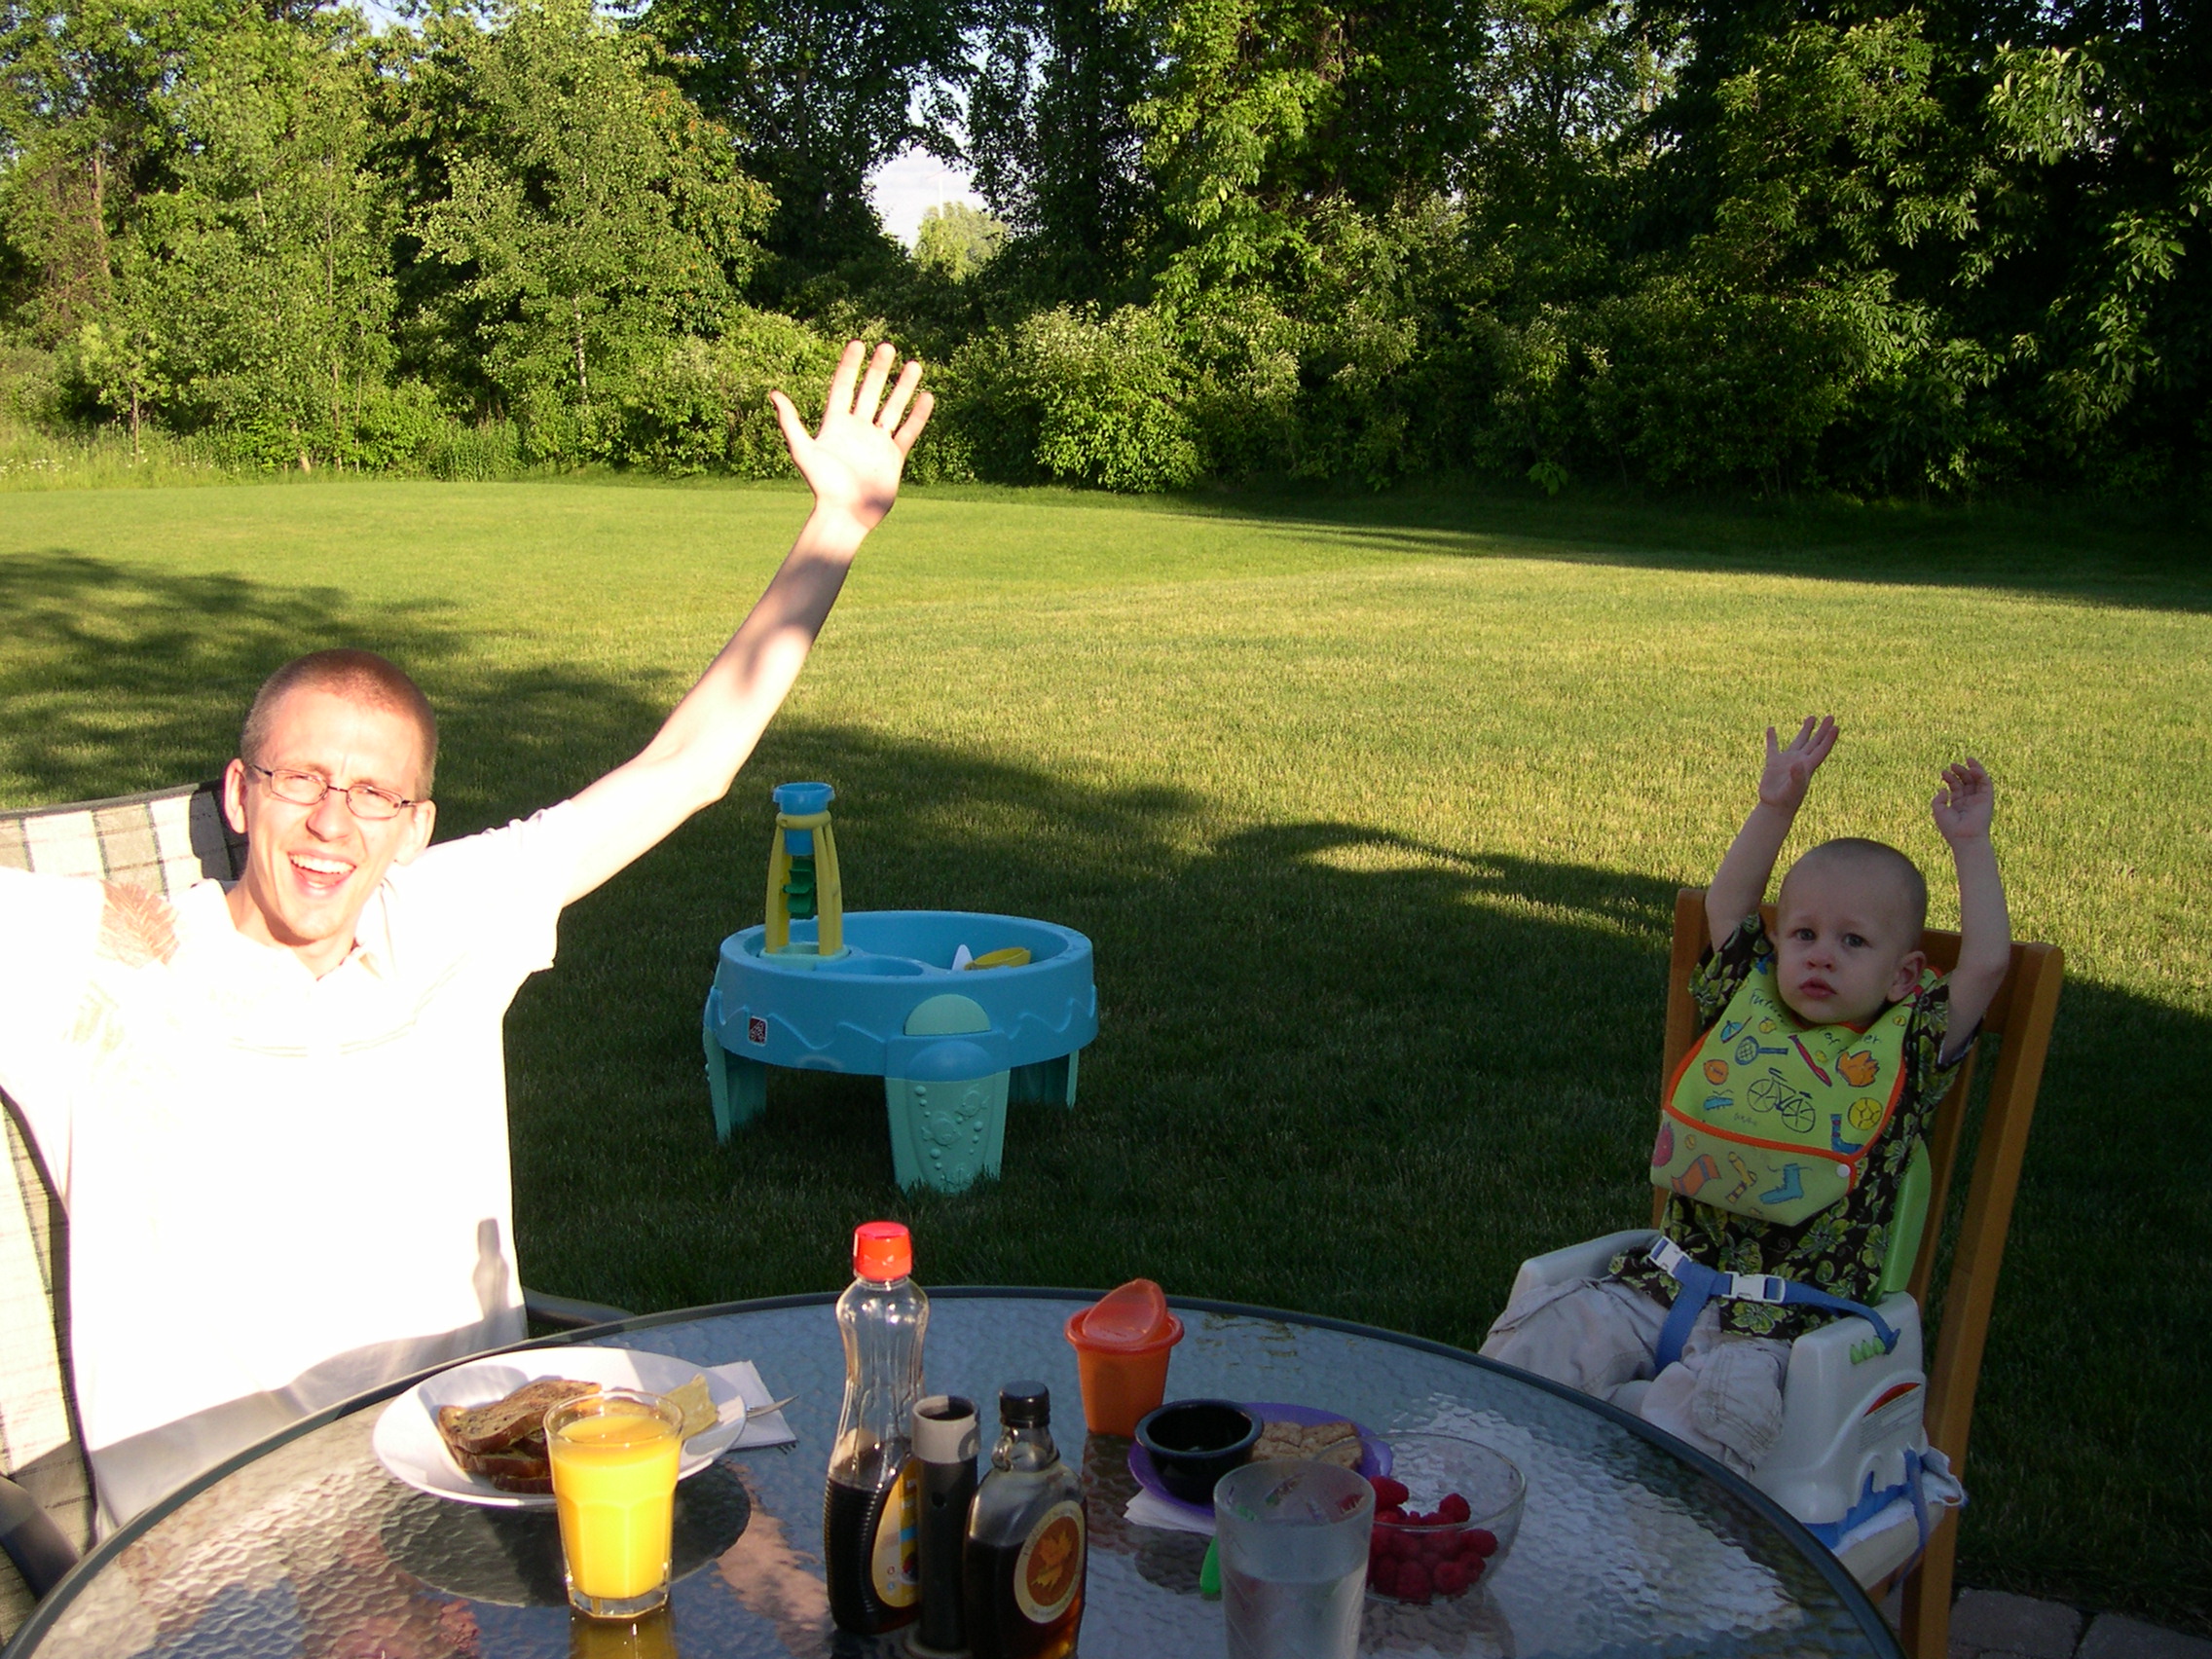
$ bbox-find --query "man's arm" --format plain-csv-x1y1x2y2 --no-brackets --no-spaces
1706,716,1838,944
1932,756,2010,1049
560,341,932,903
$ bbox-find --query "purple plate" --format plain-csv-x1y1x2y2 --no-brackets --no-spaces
1127,1402,1392,1527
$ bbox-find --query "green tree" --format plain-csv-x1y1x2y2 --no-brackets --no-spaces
965,0,1158,276
639,0,970,269
411,0,772,456
912,199,1007,279
0,0,232,342
119,9,398,466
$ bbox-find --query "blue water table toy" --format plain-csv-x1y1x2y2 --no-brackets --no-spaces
702,783,1098,1193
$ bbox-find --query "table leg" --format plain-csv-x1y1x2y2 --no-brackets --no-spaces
885,1071,1009,1191
704,1022,768,1141
1009,1051,1080,1109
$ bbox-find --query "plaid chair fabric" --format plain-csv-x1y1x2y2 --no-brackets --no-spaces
0,782,244,892
0,782,242,1636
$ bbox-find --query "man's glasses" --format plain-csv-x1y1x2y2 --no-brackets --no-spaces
245,763,423,821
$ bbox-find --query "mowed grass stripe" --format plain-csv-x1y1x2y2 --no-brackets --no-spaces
3,477,2207,1626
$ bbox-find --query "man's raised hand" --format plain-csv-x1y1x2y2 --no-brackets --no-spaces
1757,715,1839,813
1932,757,1995,844
769,341,934,535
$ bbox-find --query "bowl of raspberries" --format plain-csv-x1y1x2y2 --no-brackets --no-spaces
1364,1433,1524,1604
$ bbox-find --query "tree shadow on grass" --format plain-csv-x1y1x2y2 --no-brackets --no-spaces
0,550,472,804
1123,478,2212,614
1,553,2203,1624
524,716,2210,1630
0,549,664,833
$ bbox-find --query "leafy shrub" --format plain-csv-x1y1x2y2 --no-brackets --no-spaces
0,344,68,427
1179,291,1304,481
424,416,525,480
346,381,463,473
614,310,839,476
951,306,1202,492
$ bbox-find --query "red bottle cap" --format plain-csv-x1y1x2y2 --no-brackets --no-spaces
853,1221,912,1281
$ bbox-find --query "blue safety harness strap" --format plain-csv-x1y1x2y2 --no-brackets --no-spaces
1647,1237,1899,1371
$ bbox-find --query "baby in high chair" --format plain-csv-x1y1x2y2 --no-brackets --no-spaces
1479,717,2012,1475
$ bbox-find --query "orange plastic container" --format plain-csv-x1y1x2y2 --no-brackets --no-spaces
1064,1281,1184,1437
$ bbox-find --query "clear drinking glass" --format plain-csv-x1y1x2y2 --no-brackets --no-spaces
1213,1457,1375,1659
547,1389,685,1619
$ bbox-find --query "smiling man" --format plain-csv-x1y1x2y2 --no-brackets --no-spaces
0,343,930,1528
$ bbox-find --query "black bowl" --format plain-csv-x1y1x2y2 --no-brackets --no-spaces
1135,1399,1262,1505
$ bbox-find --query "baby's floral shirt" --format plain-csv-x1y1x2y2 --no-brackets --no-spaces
1609,913,1971,1341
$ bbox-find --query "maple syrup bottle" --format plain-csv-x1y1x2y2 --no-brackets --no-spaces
823,1222,928,1635
962,1382,1086,1659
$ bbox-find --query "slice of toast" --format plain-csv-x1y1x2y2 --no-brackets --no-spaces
437,1378,601,1456
1253,1419,1363,1469
451,1438,554,1494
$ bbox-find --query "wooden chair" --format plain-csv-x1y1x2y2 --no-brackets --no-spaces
1655,890,2063,1657
0,781,629,1638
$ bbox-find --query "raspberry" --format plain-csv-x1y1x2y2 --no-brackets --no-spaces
1369,1559,1396,1595
1375,1505,1406,1526
1395,1562,1432,1604
1466,1527,1499,1559
1433,1559,1471,1596
1437,1492,1472,1524
1455,1530,1486,1561
1369,1475,1411,1508
1419,1533,1449,1562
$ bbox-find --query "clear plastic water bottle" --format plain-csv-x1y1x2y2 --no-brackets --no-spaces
823,1221,929,1635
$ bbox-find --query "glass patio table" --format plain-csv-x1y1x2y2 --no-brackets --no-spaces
3,1289,1900,1659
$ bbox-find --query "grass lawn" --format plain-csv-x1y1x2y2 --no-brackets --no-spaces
3,476,2207,1629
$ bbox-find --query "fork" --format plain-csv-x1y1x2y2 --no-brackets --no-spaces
716,1392,797,1427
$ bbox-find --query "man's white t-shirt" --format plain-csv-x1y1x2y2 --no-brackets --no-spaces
0,804,585,1528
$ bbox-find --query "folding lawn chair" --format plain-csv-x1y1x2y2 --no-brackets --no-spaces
1510,889,2062,1656
0,781,630,1637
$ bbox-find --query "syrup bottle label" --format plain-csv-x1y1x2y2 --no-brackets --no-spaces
869,1458,921,1607
1012,1498,1084,1623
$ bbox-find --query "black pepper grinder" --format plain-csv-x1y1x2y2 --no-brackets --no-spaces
908,1394,979,1656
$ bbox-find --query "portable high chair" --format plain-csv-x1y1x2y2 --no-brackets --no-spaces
1508,890,2061,1657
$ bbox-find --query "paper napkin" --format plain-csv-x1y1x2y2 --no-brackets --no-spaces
1125,1488,1214,1536
706,1360,798,1449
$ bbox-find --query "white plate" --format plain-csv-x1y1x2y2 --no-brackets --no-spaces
372,1347,749,1510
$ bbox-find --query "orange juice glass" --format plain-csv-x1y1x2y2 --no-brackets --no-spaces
547,1389,686,1618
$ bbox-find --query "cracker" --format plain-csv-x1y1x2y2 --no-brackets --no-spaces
666,1374,717,1440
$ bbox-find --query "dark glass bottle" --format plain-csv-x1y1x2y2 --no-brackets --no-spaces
962,1382,1086,1659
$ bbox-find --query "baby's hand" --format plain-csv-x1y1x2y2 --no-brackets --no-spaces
1932,757,1995,843
1758,716,1838,812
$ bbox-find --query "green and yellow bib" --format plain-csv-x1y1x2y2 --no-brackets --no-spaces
1648,956,1935,1228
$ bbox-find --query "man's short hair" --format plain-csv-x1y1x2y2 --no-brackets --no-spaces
1785,837,1928,940
240,649,439,798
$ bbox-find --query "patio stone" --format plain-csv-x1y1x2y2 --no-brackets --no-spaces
1950,1589,2084,1659
2079,1614,2212,1659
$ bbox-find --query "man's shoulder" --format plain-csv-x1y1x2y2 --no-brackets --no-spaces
0,861,105,921
387,801,583,891
365,802,585,971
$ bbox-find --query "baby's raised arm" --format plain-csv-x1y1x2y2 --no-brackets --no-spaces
1706,716,1837,945
1934,757,2011,1052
